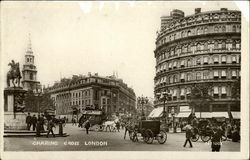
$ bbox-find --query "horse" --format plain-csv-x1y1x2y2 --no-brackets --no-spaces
7,62,22,87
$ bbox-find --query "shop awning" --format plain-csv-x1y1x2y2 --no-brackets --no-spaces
195,112,212,118
212,112,229,118
231,112,240,119
148,107,163,118
176,112,191,118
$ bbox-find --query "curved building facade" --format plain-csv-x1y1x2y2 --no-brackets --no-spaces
153,8,241,121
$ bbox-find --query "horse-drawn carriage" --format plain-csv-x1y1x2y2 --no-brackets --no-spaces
130,120,167,144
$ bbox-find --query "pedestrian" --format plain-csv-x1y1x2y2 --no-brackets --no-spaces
47,117,56,138
40,114,45,131
116,121,120,132
211,126,223,152
183,123,193,148
31,114,38,131
85,119,91,134
124,121,132,140
26,112,32,130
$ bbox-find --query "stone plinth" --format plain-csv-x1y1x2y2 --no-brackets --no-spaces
4,87,27,130
4,112,27,130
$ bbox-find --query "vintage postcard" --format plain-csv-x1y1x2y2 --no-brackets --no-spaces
0,1,249,160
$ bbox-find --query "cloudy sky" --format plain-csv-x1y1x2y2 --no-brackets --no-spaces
1,1,246,98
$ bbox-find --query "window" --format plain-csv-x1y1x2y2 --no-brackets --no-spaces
29,73,33,80
187,30,191,36
213,86,219,98
203,71,209,79
169,76,173,84
180,88,185,100
168,62,172,70
173,89,177,100
214,26,219,32
187,44,191,52
173,61,177,69
204,27,208,34
232,41,236,49
232,25,236,32
213,70,219,79
187,73,192,81
213,56,219,64
197,28,200,35
197,43,201,51
203,56,209,65
222,26,226,32
187,59,192,67
173,75,178,83
221,86,227,98
221,55,227,64
204,42,208,50
186,88,191,99
232,70,237,79
222,41,226,49
196,58,201,65
221,70,227,79
180,73,185,82
180,60,185,68
232,56,237,63
214,41,218,49
196,72,201,80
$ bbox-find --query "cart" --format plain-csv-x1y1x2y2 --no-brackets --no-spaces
130,120,167,144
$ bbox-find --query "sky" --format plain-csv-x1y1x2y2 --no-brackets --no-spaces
1,1,246,98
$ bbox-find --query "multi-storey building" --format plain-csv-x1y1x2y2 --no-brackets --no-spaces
46,73,136,120
153,8,241,122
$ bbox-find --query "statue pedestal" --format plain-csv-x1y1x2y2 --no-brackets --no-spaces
4,87,27,130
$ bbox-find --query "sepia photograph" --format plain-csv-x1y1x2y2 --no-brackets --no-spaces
0,1,249,160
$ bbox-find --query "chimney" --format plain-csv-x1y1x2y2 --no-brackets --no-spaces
220,8,228,12
195,8,201,14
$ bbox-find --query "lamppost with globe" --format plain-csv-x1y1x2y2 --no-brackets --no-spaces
156,91,168,127
137,96,149,119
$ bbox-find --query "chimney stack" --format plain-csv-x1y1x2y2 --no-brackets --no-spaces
195,8,201,14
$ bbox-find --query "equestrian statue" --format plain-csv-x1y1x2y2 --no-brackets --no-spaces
7,60,22,88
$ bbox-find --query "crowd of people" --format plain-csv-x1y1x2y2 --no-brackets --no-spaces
25,112,68,138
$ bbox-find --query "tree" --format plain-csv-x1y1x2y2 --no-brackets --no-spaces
24,91,55,113
188,83,213,118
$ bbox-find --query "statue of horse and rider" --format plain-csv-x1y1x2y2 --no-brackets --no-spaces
7,60,22,88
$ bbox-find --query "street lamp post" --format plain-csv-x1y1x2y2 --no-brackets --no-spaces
156,91,168,128
137,96,148,120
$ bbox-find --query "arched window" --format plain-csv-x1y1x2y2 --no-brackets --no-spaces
203,70,209,79
187,30,191,36
222,41,226,49
187,44,191,52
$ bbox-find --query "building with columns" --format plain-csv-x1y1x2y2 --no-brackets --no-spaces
153,8,241,122
46,73,136,120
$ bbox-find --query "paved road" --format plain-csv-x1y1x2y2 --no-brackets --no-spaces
4,124,240,151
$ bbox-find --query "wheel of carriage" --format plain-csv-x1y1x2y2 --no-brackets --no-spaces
144,129,154,144
131,130,138,142
191,134,199,142
201,135,211,142
156,130,167,144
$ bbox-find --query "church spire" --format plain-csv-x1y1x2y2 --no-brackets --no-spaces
26,33,33,54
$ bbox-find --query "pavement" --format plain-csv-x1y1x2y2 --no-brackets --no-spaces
4,123,240,151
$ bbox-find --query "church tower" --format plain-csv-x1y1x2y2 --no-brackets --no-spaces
22,35,40,92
